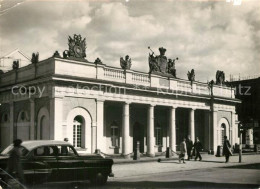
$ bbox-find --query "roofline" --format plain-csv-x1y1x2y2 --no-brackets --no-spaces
0,49,30,60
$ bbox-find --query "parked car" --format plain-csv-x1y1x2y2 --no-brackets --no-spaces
0,140,114,186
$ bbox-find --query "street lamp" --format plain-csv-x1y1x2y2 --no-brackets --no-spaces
239,122,243,163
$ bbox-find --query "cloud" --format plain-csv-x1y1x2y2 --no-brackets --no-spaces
0,0,259,82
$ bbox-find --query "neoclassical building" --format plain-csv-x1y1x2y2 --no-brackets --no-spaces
0,36,240,157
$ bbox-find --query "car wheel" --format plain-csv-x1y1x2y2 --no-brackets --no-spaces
90,173,108,185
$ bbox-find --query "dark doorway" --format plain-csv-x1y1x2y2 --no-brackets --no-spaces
176,108,189,151
133,122,144,153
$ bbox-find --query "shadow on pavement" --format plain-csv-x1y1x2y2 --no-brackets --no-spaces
31,180,259,189
222,163,260,170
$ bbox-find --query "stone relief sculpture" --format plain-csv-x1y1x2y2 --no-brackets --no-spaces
216,70,225,85
31,52,39,64
148,46,178,78
12,60,19,70
120,55,132,70
187,69,195,84
63,34,86,59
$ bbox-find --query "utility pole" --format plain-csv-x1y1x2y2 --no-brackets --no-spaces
239,122,243,163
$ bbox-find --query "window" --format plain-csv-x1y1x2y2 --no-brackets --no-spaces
155,127,162,146
73,116,83,148
111,125,119,147
57,145,77,156
34,146,56,156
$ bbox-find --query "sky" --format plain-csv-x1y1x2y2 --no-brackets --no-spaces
0,0,259,82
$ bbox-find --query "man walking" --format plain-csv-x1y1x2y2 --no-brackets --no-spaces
193,137,203,161
223,136,232,163
6,139,25,184
186,135,193,160
179,137,187,164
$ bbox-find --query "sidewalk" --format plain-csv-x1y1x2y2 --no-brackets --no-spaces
111,154,260,179
112,152,259,164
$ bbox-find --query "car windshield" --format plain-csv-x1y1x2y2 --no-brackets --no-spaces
0,144,29,156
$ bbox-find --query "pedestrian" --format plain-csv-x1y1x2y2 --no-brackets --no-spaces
223,136,232,163
186,135,193,160
179,137,187,164
6,139,25,184
193,137,203,161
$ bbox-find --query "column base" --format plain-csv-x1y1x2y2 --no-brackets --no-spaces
122,154,131,159
146,153,155,157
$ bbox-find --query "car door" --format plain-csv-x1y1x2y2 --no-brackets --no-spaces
31,145,59,183
56,145,85,181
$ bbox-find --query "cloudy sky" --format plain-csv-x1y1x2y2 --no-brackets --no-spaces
0,0,259,81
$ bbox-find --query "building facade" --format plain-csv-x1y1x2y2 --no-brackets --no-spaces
0,36,240,157
229,76,260,146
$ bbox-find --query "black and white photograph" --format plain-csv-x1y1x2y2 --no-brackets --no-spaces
0,0,259,188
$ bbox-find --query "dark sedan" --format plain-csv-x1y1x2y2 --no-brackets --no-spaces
0,140,114,186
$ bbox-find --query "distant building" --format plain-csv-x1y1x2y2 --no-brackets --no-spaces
228,76,260,146
0,49,30,73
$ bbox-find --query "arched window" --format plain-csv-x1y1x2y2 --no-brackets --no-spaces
73,116,84,148
18,110,28,122
111,121,119,147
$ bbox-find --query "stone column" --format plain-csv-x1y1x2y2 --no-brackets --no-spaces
50,97,63,140
169,106,176,151
30,99,35,140
122,102,131,158
189,108,195,142
96,100,105,153
9,102,14,144
231,111,236,146
147,104,155,157
212,110,218,153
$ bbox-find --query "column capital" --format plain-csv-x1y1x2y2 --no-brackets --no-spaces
96,98,105,103
124,101,132,105
170,105,177,109
149,103,156,107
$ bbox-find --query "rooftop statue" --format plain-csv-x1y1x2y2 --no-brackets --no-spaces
64,34,86,59
31,52,39,64
187,69,195,84
167,58,178,78
12,60,19,70
120,55,132,70
94,57,103,64
216,70,225,85
148,47,178,78
53,51,61,58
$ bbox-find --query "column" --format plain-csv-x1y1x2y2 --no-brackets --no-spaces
189,108,195,142
30,99,35,140
96,100,105,153
9,102,14,144
147,104,155,157
49,97,63,140
231,111,236,146
122,102,131,158
169,106,176,151
212,110,218,153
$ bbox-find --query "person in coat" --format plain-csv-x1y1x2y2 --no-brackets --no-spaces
223,136,232,163
193,137,203,161
186,135,193,160
179,137,187,164
6,139,25,183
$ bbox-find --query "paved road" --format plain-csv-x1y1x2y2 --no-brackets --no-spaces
29,154,260,189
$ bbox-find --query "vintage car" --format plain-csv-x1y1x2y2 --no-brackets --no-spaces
0,140,114,186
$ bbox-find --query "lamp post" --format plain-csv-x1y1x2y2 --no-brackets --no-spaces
239,122,243,163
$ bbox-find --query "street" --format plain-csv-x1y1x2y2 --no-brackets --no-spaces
31,154,260,189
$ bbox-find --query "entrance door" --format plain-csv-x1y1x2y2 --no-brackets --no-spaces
133,122,144,153
221,123,226,145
